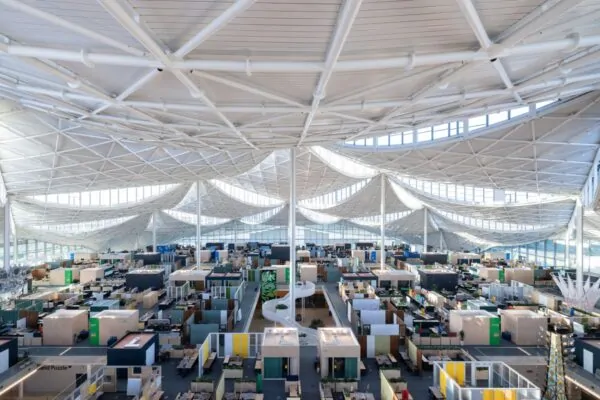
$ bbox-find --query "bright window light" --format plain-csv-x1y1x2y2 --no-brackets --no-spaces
536,100,556,109
211,180,283,207
311,147,378,179
164,210,230,226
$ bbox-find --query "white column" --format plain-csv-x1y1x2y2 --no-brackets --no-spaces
13,230,17,264
423,208,428,252
565,229,570,267
575,198,584,297
439,231,443,251
196,181,202,256
152,210,157,252
34,240,39,262
380,174,385,270
289,147,297,320
3,198,10,271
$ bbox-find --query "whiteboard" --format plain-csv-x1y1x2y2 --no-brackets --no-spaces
584,349,594,374
0,349,8,373
126,378,142,396
146,343,155,366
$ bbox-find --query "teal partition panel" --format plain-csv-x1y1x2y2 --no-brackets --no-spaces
345,358,358,379
263,357,283,379
256,373,263,392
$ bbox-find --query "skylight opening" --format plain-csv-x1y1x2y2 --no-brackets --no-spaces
28,184,178,207
211,180,283,207
396,176,567,205
164,210,230,226
299,207,340,225
344,100,563,149
300,179,370,209
30,216,136,234
241,206,285,225
536,100,557,109
351,211,413,226
311,146,378,178
436,209,552,232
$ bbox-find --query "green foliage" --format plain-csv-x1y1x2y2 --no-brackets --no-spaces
310,318,325,329
260,270,277,302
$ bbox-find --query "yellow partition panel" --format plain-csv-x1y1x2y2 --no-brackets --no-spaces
233,333,249,357
202,340,210,364
440,370,447,397
482,389,494,400
446,362,456,380
494,389,506,400
455,362,466,386
504,389,517,400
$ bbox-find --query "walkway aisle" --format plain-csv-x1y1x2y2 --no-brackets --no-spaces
234,281,259,332
324,283,352,327
299,346,320,398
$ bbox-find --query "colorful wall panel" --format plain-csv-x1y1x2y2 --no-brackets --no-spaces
489,317,501,345
260,270,277,302
440,370,447,397
89,317,99,346
233,333,249,357
374,335,391,355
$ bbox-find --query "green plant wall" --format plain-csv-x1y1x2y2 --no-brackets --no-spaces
260,270,277,302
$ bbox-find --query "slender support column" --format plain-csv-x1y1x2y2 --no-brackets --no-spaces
34,240,38,262
380,174,385,270
152,211,157,252
3,198,10,271
439,231,443,251
565,230,570,268
289,147,297,321
196,182,202,257
575,198,584,297
13,229,17,265
423,208,428,252
18,381,23,400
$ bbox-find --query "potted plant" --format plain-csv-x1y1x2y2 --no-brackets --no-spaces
190,376,213,393
459,330,465,345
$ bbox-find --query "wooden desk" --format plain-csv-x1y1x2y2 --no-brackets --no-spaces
387,353,397,364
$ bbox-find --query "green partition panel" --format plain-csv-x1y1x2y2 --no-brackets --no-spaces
89,318,100,345
498,270,505,283
345,358,358,379
256,373,263,392
263,357,283,379
489,317,501,345
248,269,256,282
226,287,231,299
285,267,290,284
65,269,73,284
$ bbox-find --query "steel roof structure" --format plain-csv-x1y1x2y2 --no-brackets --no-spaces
0,0,600,257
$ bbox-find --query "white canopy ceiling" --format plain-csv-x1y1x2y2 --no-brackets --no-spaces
0,0,599,252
